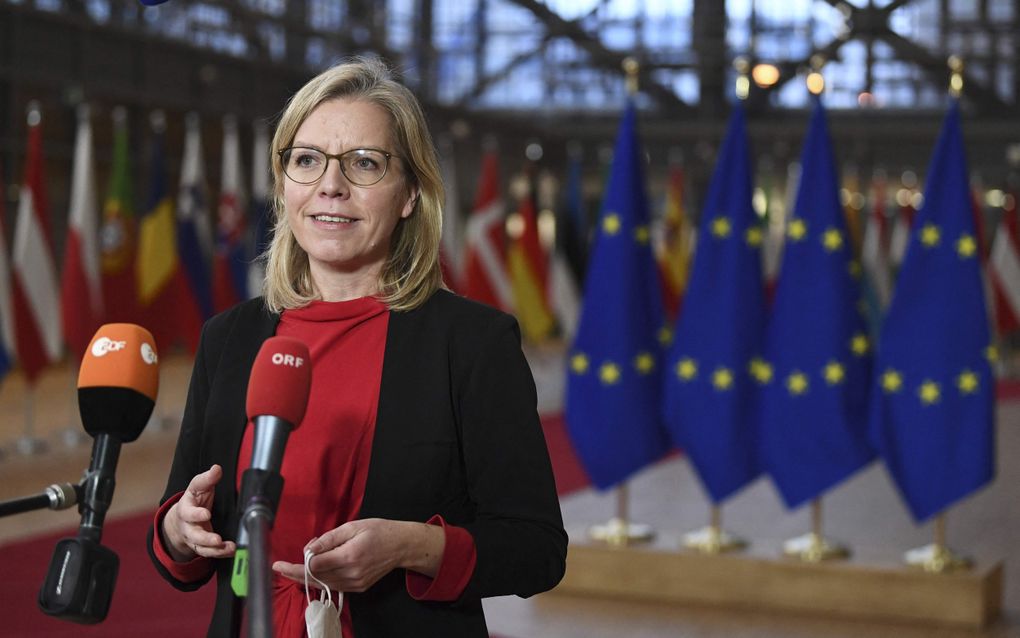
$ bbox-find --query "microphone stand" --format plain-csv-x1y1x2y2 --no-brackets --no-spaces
0,482,81,518
243,501,275,638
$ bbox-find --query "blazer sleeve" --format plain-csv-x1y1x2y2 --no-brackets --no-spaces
146,321,218,592
454,312,567,601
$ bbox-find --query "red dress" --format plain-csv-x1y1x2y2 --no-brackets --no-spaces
153,297,476,637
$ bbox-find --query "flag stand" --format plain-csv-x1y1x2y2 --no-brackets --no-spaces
587,484,654,547
59,366,88,447
904,513,972,573
782,498,849,562
683,504,747,553
15,386,48,455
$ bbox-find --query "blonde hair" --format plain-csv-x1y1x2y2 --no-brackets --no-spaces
263,57,444,312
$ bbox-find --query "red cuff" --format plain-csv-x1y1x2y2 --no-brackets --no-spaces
405,514,477,602
151,491,214,583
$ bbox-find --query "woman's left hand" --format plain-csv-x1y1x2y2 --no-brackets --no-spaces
272,518,445,592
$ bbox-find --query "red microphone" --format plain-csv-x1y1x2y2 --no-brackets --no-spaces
232,336,311,597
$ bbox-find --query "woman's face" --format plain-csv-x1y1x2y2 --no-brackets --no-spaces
283,98,417,285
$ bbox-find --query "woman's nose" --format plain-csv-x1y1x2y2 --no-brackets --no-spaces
318,157,350,197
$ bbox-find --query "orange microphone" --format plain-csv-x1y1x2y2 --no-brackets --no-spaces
39,324,159,624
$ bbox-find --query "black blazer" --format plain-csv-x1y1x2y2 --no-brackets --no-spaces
146,290,567,637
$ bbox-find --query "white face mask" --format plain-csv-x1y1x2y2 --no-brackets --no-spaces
304,548,342,638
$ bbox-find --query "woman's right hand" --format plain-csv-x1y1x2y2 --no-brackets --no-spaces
162,464,236,563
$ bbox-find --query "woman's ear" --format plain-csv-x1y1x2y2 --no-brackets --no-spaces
401,187,420,219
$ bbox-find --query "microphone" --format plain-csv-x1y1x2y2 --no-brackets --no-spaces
38,324,159,624
231,336,311,598
0,482,80,518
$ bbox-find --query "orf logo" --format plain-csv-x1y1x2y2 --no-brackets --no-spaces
271,352,305,368
92,337,127,357
140,342,158,365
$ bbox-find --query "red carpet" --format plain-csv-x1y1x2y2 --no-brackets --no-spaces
0,415,589,637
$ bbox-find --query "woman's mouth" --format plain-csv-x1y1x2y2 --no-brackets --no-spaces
312,214,355,224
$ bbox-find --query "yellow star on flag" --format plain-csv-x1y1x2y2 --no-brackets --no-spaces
658,326,673,346
745,226,763,247
599,362,621,385
786,371,809,396
787,219,807,242
986,345,999,363
711,216,732,239
712,367,734,391
633,225,650,244
956,370,979,394
676,357,698,381
920,223,941,247
918,380,941,405
634,352,655,374
823,361,845,385
602,213,621,235
955,234,976,258
570,353,589,374
822,228,843,252
748,358,773,384
881,369,903,393
850,333,870,356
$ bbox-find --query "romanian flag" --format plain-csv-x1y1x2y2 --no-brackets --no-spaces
136,119,180,352
869,103,994,522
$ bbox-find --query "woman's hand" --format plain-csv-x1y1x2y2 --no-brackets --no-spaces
161,464,236,563
272,518,445,592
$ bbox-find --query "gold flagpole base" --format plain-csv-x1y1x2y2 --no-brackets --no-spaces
682,525,748,554
904,543,972,573
783,532,851,562
587,517,655,547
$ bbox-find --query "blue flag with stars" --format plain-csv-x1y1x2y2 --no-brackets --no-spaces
662,104,765,503
758,100,875,509
868,102,994,522
565,101,669,490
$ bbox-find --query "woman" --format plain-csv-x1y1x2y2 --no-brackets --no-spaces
147,57,567,637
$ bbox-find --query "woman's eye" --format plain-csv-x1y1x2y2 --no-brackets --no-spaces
353,157,380,171
294,152,321,168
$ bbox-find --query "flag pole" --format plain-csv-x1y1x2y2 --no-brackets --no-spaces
682,57,758,555
586,57,656,547
902,59,976,574
16,385,47,455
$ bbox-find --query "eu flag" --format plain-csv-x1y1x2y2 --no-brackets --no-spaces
662,104,765,503
565,101,669,490
758,100,875,509
868,102,994,522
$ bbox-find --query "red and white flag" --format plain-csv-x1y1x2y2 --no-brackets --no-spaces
463,150,512,311
861,175,893,309
60,106,103,361
990,194,1020,335
438,135,465,292
12,106,62,384
212,114,248,313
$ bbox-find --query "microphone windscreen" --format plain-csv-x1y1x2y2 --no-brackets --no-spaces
77,324,160,441
78,324,160,400
246,336,311,428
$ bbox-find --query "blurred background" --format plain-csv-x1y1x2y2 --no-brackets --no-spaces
0,1,1018,637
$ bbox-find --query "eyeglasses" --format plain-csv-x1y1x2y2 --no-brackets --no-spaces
277,147,396,186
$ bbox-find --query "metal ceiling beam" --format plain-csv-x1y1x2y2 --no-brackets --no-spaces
503,0,695,115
